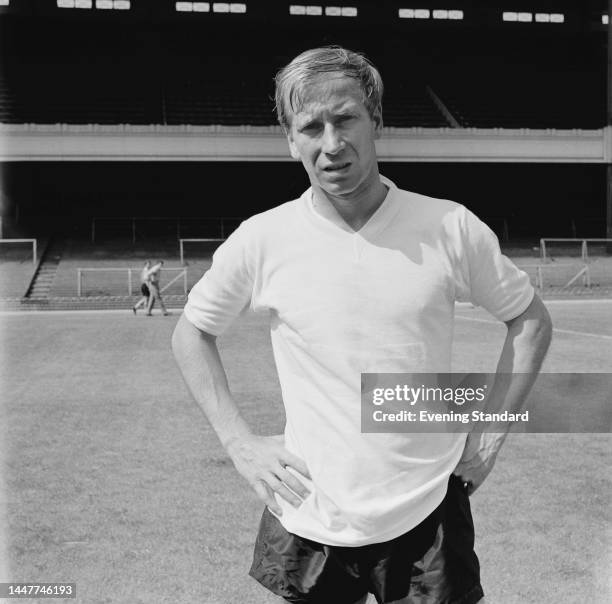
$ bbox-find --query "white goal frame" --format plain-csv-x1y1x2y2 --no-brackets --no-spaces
0,238,37,265
179,238,225,265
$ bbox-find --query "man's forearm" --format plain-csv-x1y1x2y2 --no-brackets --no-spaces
482,293,553,449
145,263,163,279
171,313,252,448
171,313,311,512
454,294,553,492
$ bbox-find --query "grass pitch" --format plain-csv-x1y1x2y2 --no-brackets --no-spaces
0,301,611,603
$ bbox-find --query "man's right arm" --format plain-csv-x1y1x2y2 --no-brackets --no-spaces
144,263,162,279
171,313,311,515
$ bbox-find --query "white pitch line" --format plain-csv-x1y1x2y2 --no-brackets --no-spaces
0,309,179,317
542,298,612,305
456,314,612,340
0,299,609,317
456,299,612,308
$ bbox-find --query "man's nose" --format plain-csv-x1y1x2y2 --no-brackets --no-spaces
321,124,345,154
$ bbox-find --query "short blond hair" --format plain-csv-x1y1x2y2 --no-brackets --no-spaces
274,46,384,130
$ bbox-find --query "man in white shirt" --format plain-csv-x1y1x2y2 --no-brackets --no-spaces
172,46,552,604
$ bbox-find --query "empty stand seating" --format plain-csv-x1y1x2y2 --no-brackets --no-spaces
0,19,605,129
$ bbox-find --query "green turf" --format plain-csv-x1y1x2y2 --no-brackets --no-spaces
0,302,610,603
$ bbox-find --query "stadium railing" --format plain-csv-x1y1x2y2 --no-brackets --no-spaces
77,267,187,297
520,263,591,290
90,217,243,243
539,238,612,262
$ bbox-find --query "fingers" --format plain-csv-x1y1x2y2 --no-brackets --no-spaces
453,473,476,496
252,470,309,515
266,474,304,508
276,466,311,500
453,461,470,476
461,478,477,496
279,450,311,481
230,435,312,514
453,463,484,496
252,481,282,516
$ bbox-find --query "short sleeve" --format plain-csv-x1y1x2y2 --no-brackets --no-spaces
454,207,534,322
183,223,254,336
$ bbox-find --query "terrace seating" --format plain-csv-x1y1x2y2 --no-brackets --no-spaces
431,58,604,130
0,33,603,129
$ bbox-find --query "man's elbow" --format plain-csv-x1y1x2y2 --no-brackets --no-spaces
538,305,553,346
171,313,216,361
172,313,196,361
171,315,185,360
530,296,553,347
507,294,553,348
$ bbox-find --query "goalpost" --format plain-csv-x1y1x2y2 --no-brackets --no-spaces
179,238,225,265
540,238,612,262
0,239,37,265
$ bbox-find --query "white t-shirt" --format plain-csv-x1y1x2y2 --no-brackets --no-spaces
184,176,534,546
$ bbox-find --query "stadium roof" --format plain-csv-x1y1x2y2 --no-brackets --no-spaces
0,0,609,32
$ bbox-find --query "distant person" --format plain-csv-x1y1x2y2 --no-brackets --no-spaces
132,260,152,314
146,260,169,316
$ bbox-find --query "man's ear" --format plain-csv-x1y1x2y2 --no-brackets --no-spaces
286,129,301,160
372,108,383,140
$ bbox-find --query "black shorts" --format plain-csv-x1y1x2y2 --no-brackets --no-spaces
140,283,150,297
249,475,484,604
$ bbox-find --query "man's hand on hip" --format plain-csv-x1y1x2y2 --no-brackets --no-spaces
453,431,505,496
226,434,311,515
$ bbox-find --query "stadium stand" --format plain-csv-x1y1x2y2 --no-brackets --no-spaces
0,58,448,128
1,53,601,129
434,61,604,130
0,17,604,129
0,5,608,308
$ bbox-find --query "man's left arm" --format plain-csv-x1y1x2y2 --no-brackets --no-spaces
145,263,163,279
453,293,553,494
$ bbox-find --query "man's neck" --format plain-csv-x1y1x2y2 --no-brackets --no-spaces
311,176,389,233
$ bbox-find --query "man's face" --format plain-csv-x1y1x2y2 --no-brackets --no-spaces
286,74,382,199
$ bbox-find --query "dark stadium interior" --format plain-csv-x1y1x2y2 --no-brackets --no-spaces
2,162,606,242
0,3,606,128
0,0,609,242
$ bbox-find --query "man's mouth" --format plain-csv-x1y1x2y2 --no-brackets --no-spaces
323,162,351,172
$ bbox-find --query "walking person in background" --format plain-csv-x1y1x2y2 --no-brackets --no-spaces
132,260,152,314
145,260,169,316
